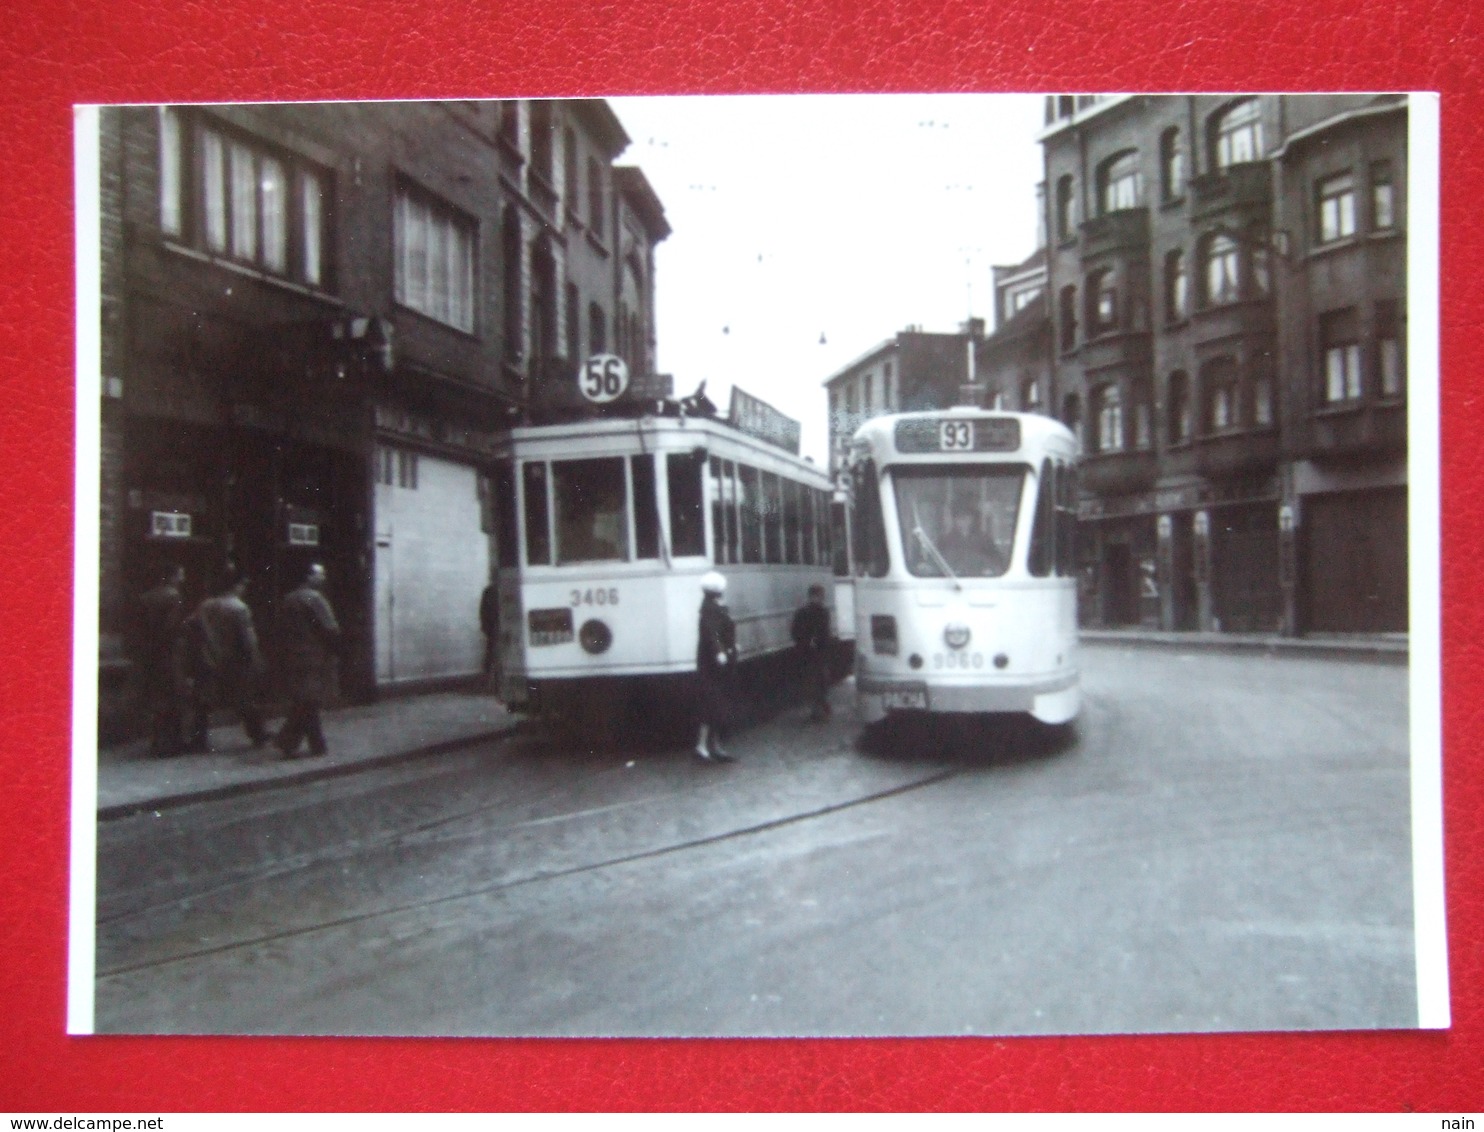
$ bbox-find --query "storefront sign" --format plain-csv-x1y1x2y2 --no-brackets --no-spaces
728,386,802,455
150,511,192,539
287,522,320,547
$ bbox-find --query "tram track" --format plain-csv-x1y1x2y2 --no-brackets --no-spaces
96,760,965,980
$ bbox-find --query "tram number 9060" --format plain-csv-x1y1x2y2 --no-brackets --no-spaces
933,651,985,670
571,587,620,607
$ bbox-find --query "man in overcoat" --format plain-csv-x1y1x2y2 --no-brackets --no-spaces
274,562,341,759
185,567,269,751
134,563,187,757
695,571,739,763
790,583,834,721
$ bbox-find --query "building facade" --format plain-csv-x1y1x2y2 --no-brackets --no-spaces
98,100,668,716
1038,94,1408,634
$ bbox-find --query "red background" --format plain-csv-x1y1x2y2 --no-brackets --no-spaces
2,0,1479,1112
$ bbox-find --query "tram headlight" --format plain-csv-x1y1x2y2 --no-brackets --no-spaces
944,622,971,650
579,619,613,654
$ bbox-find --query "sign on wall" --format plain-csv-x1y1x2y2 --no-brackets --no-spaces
150,511,192,539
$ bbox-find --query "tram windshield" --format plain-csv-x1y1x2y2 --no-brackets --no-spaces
553,457,629,563
892,465,1023,578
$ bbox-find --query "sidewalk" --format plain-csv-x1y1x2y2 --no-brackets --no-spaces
1080,627,1409,662
96,691,519,819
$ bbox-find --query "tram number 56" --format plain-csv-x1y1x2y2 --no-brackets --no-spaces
939,420,974,451
580,354,630,403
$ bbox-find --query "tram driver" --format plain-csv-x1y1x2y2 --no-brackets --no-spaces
936,498,1006,577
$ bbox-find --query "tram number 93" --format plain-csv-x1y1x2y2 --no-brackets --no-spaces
939,420,975,451
571,587,620,607
933,651,984,670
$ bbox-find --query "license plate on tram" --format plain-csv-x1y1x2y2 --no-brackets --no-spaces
882,689,927,710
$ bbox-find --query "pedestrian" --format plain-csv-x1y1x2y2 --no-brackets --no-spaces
133,563,188,757
479,581,499,685
791,583,834,721
694,570,738,763
275,562,341,760
184,566,269,752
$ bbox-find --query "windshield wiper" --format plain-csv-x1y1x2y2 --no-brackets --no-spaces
911,503,961,590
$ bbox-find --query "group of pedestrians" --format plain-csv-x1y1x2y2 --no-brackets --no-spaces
691,574,835,764
132,561,341,761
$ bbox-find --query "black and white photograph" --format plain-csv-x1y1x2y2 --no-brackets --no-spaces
71,92,1445,1038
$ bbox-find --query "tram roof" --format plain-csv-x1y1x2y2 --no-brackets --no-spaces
501,413,833,482
850,409,1079,459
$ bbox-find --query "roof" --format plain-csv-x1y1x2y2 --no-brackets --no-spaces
566,99,631,158
614,166,672,241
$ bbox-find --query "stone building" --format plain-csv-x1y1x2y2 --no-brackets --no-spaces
96,99,668,714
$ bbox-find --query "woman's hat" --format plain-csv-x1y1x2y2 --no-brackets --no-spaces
700,571,727,594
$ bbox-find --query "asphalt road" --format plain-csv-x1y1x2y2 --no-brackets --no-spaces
93,643,1416,1037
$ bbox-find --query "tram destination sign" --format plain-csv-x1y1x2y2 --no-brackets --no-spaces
894,416,1021,454
728,386,802,455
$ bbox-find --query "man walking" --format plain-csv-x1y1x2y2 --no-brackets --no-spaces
134,563,188,757
185,567,269,752
275,562,341,760
791,583,834,721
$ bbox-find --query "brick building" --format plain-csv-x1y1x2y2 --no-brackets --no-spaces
96,99,668,711
1036,94,1409,634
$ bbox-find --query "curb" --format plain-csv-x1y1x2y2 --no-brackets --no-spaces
97,723,521,821
1078,631,1408,664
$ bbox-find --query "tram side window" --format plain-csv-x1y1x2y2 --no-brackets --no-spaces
554,457,629,563
667,451,706,558
783,478,802,565
494,460,519,568
1055,462,1078,576
632,455,661,560
522,461,551,565
830,499,848,576
801,485,817,566
709,457,727,564
739,465,763,563
761,471,783,564
724,461,740,563
1027,458,1055,578
851,459,890,578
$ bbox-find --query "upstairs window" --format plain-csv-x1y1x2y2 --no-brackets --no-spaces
159,108,330,288
1160,127,1185,202
1088,269,1118,333
529,101,555,187
1202,233,1240,306
1202,357,1240,433
1168,371,1192,444
1376,300,1404,399
1055,175,1076,242
1317,171,1357,244
587,157,606,240
1164,248,1189,322
1372,160,1396,230
1021,378,1042,412
1320,308,1362,403
1212,98,1263,169
1253,375,1274,426
1059,285,1078,350
1098,150,1141,214
395,183,476,333
1093,384,1124,453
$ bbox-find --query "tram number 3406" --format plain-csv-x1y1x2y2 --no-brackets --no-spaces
570,587,620,607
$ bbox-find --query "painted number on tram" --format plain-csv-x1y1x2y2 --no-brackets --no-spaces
570,587,620,607
939,420,974,451
579,354,630,403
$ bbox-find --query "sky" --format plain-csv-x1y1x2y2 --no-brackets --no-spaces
608,94,1048,465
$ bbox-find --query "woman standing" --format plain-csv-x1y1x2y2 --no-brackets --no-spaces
695,571,738,763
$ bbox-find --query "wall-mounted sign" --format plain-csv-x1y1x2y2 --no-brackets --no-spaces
287,523,321,547
150,511,192,539
728,386,802,455
579,354,630,403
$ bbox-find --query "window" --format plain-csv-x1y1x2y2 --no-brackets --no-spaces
522,461,551,565
1320,308,1362,403
1168,371,1191,444
724,461,740,562
1160,127,1185,202
395,185,476,333
502,209,523,360
801,486,818,566
1165,249,1188,322
493,460,518,568
1098,150,1141,214
1372,160,1396,230
1059,285,1078,351
1253,375,1274,426
1022,378,1041,412
1093,384,1124,453
1055,463,1078,577
1317,171,1357,244
1088,269,1118,333
783,479,802,565
1203,358,1240,433
499,101,520,149
1377,300,1404,399
1250,230,1271,297
1212,98,1263,169
709,458,728,564
587,157,606,240
762,471,784,564
1028,459,1055,578
529,102,555,187
553,457,628,563
1203,233,1240,306
893,466,1023,579
1131,381,1153,449
632,455,661,560
1056,175,1076,242
667,452,706,557
565,282,581,363
1061,393,1083,447
851,459,890,578
161,110,329,286
588,302,607,355
884,360,896,410
738,465,763,564
529,244,555,373
861,374,874,413
564,128,579,215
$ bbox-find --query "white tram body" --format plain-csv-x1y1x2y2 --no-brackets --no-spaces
490,414,837,717
849,409,1081,725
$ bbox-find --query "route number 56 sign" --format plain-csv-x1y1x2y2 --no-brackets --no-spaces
579,354,630,403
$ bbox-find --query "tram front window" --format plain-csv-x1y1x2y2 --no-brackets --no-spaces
893,465,1023,578
554,457,630,563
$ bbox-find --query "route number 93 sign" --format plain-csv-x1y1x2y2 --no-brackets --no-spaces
579,354,630,403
